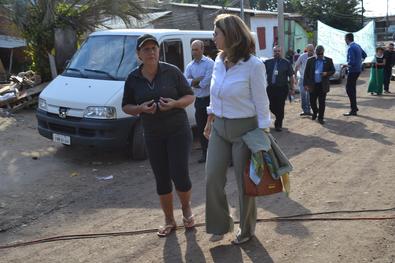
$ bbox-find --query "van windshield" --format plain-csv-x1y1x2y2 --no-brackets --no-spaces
63,35,138,80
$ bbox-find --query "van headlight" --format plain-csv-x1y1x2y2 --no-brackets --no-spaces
83,106,116,119
39,98,47,110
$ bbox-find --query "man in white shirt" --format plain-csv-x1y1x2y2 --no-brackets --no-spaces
184,40,214,163
295,44,315,116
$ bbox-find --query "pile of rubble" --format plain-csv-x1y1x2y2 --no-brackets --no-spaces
0,70,46,113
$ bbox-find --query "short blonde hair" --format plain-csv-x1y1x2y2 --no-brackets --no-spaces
214,14,255,63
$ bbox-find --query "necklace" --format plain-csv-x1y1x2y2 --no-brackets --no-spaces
146,80,155,90
141,65,157,90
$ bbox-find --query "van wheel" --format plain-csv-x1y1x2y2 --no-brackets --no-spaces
129,120,148,160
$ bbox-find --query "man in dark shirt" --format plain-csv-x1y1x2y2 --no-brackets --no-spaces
383,43,395,93
264,46,295,131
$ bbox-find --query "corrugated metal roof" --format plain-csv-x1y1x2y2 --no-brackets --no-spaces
0,35,26,49
170,2,280,16
101,11,172,29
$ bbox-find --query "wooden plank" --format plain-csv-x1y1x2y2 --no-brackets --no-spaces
0,84,15,95
9,97,38,113
0,82,48,111
16,84,45,100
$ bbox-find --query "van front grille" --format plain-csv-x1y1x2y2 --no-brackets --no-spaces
47,112,82,121
48,123,76,134
79,128,95,137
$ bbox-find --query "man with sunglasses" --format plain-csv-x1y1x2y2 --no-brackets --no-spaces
303,45,335,124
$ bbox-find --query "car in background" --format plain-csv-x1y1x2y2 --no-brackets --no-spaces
362,55,374,69
330,62,348,83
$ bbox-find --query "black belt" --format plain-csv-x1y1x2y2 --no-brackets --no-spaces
196,96,210,100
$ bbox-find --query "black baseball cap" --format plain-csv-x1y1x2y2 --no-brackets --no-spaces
136,34,159,50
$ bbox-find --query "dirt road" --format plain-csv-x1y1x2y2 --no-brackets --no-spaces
1,71,394,262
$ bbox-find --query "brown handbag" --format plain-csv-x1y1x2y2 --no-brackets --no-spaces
244,159,283,196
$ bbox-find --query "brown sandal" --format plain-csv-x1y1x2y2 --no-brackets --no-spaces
182,214,195,229
157,224,176,237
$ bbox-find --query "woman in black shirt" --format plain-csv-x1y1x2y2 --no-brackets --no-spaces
122,34,195,237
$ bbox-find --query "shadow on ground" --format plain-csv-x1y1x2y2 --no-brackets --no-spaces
323,117,393,145
256,194,311,239
270,130,341,159
209,237,274,263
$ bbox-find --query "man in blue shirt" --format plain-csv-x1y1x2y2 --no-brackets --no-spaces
344,33,367,116
184,40,214,163
303,45,335,124
295,44,315,116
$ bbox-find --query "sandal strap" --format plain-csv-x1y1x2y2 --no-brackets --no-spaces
159,224,176,230
182,214,195,228
232,236,252,245
182,214,194,222
157,224,176,237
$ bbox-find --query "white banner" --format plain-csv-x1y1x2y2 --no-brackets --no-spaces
317,21,375,64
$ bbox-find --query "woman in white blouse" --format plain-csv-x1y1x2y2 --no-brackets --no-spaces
203,14,271,245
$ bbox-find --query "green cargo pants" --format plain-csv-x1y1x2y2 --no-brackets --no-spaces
205,116,257,239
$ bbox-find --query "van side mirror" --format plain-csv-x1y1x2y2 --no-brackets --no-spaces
64,60,70,68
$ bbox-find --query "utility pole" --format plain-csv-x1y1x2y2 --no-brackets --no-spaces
386,0,389,41
197,0,203,29
361,0,364,27
240,0,245,22
278,0,285,57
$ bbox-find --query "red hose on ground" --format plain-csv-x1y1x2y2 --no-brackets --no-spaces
1,207,394,249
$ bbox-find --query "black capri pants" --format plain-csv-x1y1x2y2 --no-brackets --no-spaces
145,126,193,195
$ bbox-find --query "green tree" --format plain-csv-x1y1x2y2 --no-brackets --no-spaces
250,0,295,12
250,0,361,31
0,0,145,81
289,0,362,31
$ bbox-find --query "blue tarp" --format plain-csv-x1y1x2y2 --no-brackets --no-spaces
317,21,375,64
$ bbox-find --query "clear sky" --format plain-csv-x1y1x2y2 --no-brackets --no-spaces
362,0,395,17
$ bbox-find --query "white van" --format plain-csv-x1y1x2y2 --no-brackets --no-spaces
36,29,218,160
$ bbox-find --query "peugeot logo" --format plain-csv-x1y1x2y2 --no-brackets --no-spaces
59,107,68,119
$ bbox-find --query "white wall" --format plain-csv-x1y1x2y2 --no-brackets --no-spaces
250,16,278,59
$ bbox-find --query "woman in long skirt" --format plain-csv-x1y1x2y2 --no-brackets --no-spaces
367,47,386,95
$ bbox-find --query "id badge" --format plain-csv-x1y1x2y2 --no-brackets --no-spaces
274,70,279,75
